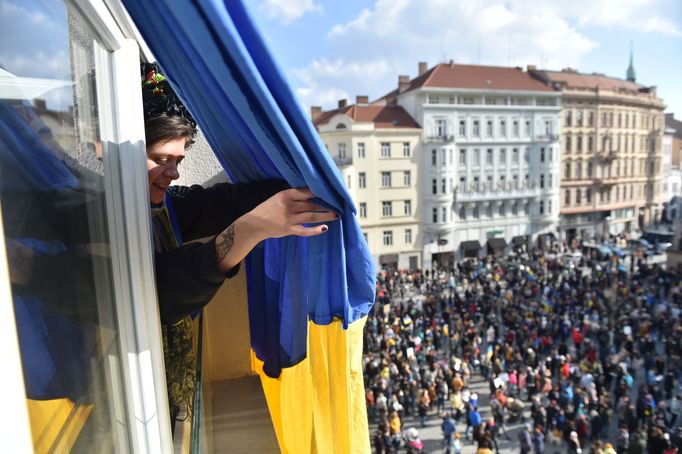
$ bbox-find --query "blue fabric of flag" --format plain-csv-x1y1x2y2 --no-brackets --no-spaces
122,0,376,377
0,101,78,192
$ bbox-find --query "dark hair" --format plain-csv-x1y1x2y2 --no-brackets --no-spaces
144,114,196,149
140,62,197,149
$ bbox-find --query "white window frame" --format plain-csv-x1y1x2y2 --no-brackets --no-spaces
382,201,393,217
357,142,365,158
403,171,411,186
337,142,346,158
381,171,392,187
0,207,33,452
0,2,173,451
96,39,173,454
380,142,391,158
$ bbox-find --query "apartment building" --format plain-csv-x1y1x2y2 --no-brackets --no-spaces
532,68,666,240
378,62,561,268
665,113,682,169
663,126,682,215
313,98,423,270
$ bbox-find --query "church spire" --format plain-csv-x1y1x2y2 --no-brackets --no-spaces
626,41,636,82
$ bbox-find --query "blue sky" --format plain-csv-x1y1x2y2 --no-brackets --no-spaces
243,0,682,117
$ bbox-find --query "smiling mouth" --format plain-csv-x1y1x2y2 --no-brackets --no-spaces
153,183,168,192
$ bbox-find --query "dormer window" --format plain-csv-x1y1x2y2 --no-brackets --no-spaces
336,123,347,130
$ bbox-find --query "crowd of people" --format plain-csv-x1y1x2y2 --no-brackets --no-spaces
363,241,682,453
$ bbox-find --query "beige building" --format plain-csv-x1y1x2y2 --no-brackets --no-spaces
312,98,423,270
531,67,666,241
665,113,682,168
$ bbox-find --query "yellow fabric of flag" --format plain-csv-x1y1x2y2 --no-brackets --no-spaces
252,317,369,454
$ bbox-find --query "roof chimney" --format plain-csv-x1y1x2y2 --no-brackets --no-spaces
338,99,347,108
356,95,369,104
527,65,537,71
310,106,322,121
418,62,427,76
398,75,410,93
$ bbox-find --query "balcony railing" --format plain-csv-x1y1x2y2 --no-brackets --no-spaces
332,155,353,166
592,177,616,187
535,133,559,142
453,185,541,202
596,149,618,161
425,134,454,143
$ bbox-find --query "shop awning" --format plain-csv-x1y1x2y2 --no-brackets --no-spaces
487,237,507,252
379,254,399,264
460,240,481,252
511,235,527,246
537,233,555,246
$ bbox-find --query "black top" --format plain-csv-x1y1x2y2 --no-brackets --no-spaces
156,180,288,323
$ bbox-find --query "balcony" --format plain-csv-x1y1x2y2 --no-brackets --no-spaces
453,185,541,203
424,134,454,143
535,133,559,142
596,149,618,161
332,155,353,166
592,177,616,187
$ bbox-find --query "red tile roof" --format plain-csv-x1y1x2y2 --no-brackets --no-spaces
539,70,645,92
314,104,421,129
376,62,556,103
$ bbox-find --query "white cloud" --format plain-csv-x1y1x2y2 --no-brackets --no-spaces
293,58,393,109
294,0,603,109
259,0,323,25
0,1,69,78
526,0,682,37
290,0,682,110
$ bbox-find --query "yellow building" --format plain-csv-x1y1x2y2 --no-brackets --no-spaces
313,98,423,270
532,63,666,241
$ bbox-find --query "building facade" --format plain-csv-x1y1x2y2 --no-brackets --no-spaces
665,113,682,169
532,68,666,240
663,126,682,219
313,98,423,270
381,63,561,268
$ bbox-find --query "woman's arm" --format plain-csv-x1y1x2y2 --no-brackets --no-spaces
169,179,290,241
215,187,337,273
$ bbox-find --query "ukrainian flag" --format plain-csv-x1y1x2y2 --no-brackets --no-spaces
123,1,376,452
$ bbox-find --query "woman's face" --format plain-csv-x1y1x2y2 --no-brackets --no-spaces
146,137,186,204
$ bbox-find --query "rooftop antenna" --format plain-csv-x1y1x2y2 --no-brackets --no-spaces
477,39,481,65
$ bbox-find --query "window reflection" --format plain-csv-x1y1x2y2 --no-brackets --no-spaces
0,1,128,452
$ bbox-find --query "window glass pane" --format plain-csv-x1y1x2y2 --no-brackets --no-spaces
0,1,129,451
